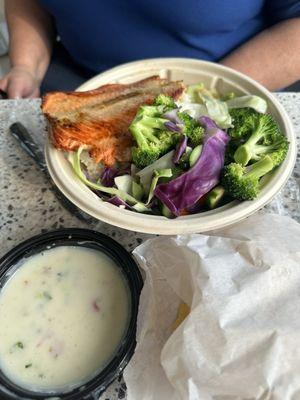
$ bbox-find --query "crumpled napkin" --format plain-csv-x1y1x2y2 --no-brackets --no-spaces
124,213,300,400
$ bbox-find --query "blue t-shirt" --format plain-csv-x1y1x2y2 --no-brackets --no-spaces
39,0,300,73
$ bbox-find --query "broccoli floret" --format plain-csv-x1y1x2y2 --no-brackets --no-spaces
136,105,161,117
130,108,180,168
188,126,205,147
228,108,258,139
153,94,176,110
228,108,289,167
131,146,161,169
136,94,175,117
225,108,258,164
267,140,289,166
177,111,197,131
221,155,274,200
157,130,180,154
177,111,205,147
233,113,289,166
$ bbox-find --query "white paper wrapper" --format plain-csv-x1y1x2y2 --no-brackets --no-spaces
124,213,300,400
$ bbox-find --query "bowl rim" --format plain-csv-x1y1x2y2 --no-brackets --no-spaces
45,58,297,235
0,228,143,400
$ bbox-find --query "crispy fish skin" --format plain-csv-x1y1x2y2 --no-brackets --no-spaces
42,76,185,166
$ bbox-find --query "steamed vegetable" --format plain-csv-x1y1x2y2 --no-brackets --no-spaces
130,116,179,169
181,83,232,128
178,102,208,120
132,181,144,200
232,111,289,166
136,150,175,192
228,108,258,139
177,147,192,169
163,108,182,124
71,147,149,212
100,166,119,187
186,83,206,103
221,156,274,200
189,145,202,167
154,93,177,109
147,169,173,203
226,95,267,114
202,96,232,129
173,135,187,164
181,83,268,130
160,203,174,218
114,175,133,193
205,185,226,209
177,112,205,146
225,108,259,164
129,96,181,168
154,127,230,215
199,115,218,129
108,196,132,210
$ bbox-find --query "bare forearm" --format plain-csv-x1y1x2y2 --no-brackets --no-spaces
5,0,54,82
221,18,300,91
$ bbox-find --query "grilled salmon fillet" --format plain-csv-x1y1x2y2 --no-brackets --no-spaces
42,76,185,166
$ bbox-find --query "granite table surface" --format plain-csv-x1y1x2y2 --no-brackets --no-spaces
0,94,299,399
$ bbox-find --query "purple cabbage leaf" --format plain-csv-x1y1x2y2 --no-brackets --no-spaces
172,135,187,164
164,121,182,132
154,128,230,216
163,109,182,124
107,196,133,210
100,166,120,187
198,116,218,129
100,165,131,187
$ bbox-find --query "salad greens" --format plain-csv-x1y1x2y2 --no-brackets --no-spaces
70,83,289,218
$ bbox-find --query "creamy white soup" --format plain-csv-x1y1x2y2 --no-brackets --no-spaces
0,246,130,392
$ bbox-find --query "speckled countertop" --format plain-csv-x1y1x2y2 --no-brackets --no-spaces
0,94,299,399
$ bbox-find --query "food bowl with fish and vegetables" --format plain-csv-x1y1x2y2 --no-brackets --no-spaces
44,58,296,234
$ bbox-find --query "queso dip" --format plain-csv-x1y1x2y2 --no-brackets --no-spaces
0,246,130,392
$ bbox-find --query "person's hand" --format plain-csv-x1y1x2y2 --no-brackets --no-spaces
0,65,40,99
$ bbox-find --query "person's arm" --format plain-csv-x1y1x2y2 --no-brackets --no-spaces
221,18,300,91
0,0,54,98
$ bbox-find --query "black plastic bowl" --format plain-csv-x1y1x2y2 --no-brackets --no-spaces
0,229,143,400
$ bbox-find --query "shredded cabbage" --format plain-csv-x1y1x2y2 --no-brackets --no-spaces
136,150,175,193
179,83,268,128
147,169,173,204
71,147,149,212
226,95,267,113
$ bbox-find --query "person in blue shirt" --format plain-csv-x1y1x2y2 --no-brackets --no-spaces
1,0,300,98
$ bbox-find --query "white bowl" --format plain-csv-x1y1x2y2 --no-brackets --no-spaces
45,58,296,235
